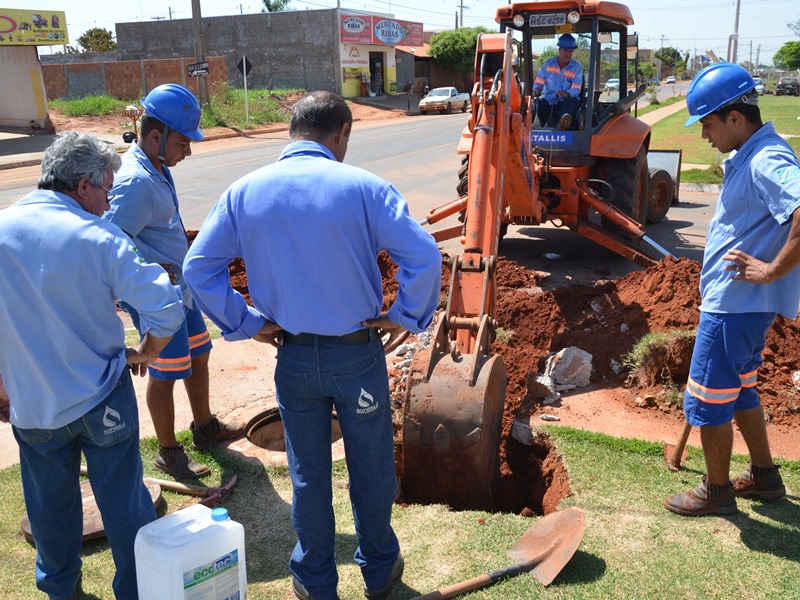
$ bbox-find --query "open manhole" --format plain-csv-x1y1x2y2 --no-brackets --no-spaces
245,407,345,465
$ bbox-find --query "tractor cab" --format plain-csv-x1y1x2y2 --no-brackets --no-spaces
497,1,644,161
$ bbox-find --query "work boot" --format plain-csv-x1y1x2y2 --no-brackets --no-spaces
154,444,210,479
364,554,404,600
292,577,340,600
556,113,572,131
664,476,737,516
732,464,786,500
191,415,246,450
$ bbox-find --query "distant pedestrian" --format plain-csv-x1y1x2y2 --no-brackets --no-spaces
0,131,184,598
184,91,442,600
104,83,245,479
665,63,800,516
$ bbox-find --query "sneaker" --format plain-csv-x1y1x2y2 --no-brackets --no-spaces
556,113,572,131
154,444,210,479
732,464,786,500
191,415,246,450
364,554,404,600
664,477,737,516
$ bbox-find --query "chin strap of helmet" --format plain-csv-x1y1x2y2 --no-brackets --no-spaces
158,124,172,163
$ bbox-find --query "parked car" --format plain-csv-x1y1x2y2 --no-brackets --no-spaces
648,78,660,86
666,75,676,84
775,77,799,96
604,78,620,91
753,77,766,96
418,87,470,114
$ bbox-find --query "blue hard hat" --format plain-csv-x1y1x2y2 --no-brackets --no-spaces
140,84,204,141
557,34,577,50
684,63,757,127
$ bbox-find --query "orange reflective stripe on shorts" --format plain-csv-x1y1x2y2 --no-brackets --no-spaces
189,330,211,350
686,376,740,405
740,368,758,388
149,355,192,373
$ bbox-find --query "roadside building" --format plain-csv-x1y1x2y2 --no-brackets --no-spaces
0,7,65,130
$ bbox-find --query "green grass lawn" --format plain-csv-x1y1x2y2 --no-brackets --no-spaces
2,426,799,598
650,95,800,166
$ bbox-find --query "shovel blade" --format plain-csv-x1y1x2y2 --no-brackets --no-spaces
507,507,586,586
664,443,688,471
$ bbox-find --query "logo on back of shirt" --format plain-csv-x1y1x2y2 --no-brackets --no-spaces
103,406,126,434
356,388,378,414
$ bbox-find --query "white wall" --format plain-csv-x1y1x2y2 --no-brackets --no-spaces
0,45,50,130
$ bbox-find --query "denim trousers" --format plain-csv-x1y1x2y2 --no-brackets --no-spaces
13,369,156,600
275,335,400,600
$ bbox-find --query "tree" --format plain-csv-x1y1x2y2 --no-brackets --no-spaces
654,46,682,69
429,27,491,89
76,27,117,52
773,40,800,70
261,0,291,12
789,17,800,37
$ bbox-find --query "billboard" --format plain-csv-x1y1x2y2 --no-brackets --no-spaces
0,8,68,46
340,14,422,47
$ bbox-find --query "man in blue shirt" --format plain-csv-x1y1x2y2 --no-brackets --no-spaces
184,91,442,600
665,63,800,516
105,84,244,479
532,33,583,130
0,132,184,599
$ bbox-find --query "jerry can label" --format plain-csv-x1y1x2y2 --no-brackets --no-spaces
183,549,241,600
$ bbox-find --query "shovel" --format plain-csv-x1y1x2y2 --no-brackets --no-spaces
412,507,585,599
79,465,238,506
664,421,692,471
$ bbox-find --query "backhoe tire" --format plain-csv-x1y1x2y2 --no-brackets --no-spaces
601,146,648,227
461,101,468,113
646,167,674,223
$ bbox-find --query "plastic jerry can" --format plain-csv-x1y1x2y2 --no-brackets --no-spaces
135,504,247,599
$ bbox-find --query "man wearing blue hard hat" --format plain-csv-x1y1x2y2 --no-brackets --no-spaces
105,84,245,479
532,33,583,130
665,62,800,516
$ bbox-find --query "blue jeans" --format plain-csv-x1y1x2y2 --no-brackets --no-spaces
275,334,400,600
13,369,155,600
537,96,581,128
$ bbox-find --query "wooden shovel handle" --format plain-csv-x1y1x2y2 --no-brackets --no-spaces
413,560,536,600
667,421,692,470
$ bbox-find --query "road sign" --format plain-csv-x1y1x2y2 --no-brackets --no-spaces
187,61,209,77
237,56,252,76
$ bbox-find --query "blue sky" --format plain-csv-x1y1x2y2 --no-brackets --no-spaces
32,0,798,66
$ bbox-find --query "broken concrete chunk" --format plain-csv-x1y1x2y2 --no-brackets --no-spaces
543,346,593,388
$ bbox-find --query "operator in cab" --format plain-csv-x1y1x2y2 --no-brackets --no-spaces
532,33,583,131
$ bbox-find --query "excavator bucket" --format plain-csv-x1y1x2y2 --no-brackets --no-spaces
402,318,506,510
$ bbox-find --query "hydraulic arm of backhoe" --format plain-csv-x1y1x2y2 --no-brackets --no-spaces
401,33,516,511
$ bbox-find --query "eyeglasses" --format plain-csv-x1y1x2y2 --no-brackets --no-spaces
92,183,112,195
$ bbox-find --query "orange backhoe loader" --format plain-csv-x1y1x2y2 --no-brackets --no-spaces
402,0,681,510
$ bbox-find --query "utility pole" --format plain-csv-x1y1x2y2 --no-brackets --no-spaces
658,34,666,80
191,0,209,108
458,0,468,28
454,11,458,29
748,40,752,72
728,0,741,63
755,44,761,72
